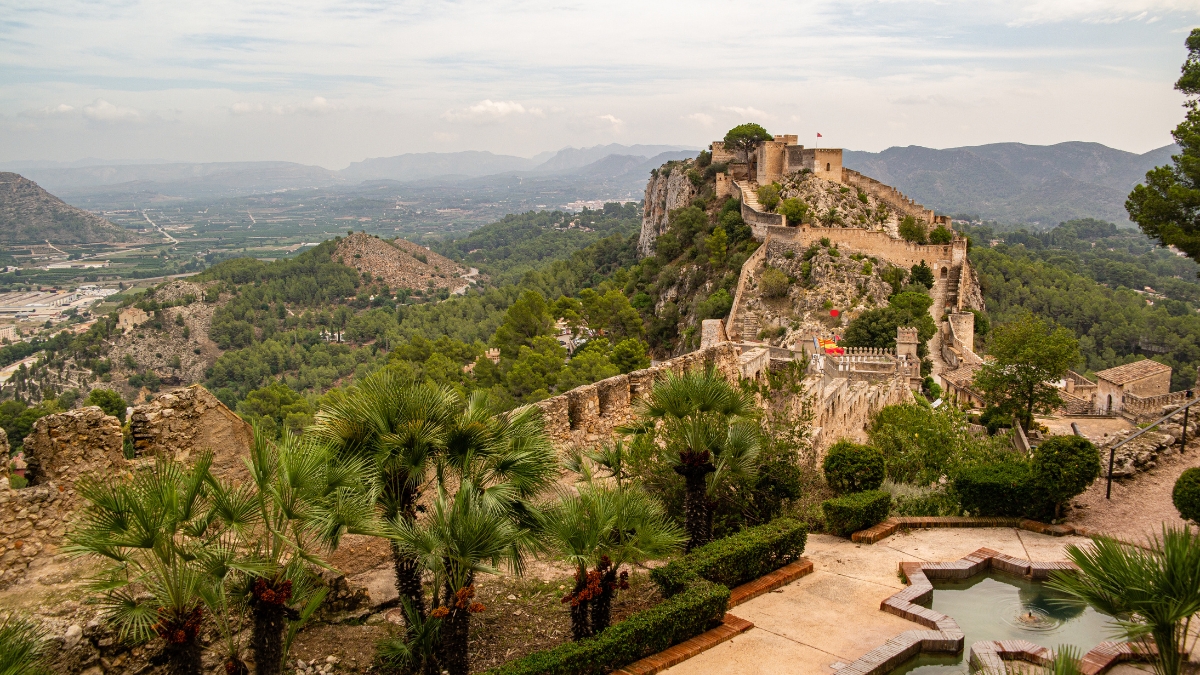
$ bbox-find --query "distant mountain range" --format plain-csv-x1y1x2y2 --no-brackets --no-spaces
1,140,1178,226
843,142,1177,226
0,172,131,244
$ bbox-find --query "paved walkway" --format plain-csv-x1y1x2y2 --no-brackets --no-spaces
664,528,1093,675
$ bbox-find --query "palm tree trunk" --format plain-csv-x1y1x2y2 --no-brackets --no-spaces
437,575,475,675
568,566,592,641
163,639,203,675
250,577,294,675
589,564,619,635
1151,625,1183,675
390,539,427,624
676,462,715,551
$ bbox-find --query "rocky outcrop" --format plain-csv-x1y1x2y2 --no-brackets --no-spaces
130,385,254,482
334,232,468,293
1098,421,1199,478
108,280,220,397
22,407,124,487
638,163,697,257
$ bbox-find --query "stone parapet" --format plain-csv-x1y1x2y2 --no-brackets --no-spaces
22,407,123,486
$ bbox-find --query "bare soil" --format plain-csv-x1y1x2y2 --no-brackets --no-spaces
1068,441,1200,543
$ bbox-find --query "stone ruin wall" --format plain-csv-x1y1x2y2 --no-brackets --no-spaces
1,389,253,589
1,407,125,589
130,384,254,483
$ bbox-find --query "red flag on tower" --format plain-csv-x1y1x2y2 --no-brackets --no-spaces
816,133,822,137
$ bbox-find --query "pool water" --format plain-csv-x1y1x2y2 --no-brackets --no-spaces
890,572,1120,675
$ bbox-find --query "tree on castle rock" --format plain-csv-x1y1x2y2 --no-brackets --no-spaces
723,124,772,166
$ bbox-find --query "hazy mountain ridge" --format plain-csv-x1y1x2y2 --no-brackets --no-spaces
844,141,1178,225
0,172,132,243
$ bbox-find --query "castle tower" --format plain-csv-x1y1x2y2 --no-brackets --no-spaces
896,326,921,389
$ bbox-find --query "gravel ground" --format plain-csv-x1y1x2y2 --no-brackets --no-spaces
1068,441,1200,543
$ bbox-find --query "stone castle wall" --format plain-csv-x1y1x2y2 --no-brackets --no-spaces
842,168,949,225
753,224,968,271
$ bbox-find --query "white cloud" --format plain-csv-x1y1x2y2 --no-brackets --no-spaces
598,114,623,127
1006,0,1194,25
684,112,715,126
230,97,335,116
442,99,544,122
82,99,141,122
22,103,75,118
721,106,772,120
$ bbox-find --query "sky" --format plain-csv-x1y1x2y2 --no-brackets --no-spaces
1,0,1197,169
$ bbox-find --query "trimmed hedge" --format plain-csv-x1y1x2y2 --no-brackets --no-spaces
650,518,809,597
1031,435,1101,517
952,461,1035,517
822,440,885,494
1174,468,1200,523
822,490,891,537
482,580,729,675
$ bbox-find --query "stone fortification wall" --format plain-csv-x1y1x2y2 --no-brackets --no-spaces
130,385,254,482
534,342,743,448
724,233,772,341
841,168,949,226
803,362,914,450
755,224,967,271
2,408,127,588
638,164,698,257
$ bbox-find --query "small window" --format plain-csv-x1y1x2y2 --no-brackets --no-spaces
826,162,831,171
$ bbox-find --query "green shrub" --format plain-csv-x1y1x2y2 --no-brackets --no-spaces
928,225,954,245
952,460,1034,517
778,198,808,224
822,441,885,494
650,519,808,597
484,580,729,675
1172,468,1200,523
882,480,962,517
759,267,790,299
9,474,27,489
1030,435,1101,519
899,216,927,244
821,490,890,537
756,184,781,212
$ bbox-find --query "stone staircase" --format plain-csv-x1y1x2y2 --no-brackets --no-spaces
943,265,960,312
737,181,762,211
740,311,761,341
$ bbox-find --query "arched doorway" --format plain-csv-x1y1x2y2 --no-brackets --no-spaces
941,267,948,279
1106,394,1113,414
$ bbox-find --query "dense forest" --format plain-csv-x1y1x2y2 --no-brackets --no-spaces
964,219,1200,390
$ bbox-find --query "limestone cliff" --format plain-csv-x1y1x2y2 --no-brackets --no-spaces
638,162,697,257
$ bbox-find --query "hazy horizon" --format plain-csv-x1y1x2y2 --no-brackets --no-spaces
3,1,1198,168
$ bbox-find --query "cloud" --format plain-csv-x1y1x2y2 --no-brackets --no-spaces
442,99,544,122
82,99,141,122
721,106,771,120
598,114,623,127
21,103,75,118
229,97,335,116
1005,0,1195,25
684,112,715,126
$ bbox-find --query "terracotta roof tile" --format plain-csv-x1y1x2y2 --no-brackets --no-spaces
1094,359,1171,385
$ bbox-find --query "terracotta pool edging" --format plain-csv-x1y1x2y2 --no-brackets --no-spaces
613,558,814,675
836,547,1079,675
851,517,1080,544
970,639,1156,675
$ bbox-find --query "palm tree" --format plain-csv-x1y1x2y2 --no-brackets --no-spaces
389,392,557,675
622,368,760,550
309,367,458,620
66,453,234,675
392,480,527,675
1047,526,1200,675
540,469,685,639
0,613,49,675
208,429,378,675
374,599,442,675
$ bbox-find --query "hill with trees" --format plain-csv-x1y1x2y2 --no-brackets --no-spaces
0,172,132,243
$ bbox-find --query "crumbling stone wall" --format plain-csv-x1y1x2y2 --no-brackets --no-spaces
130,385,254,482
2,407,126,589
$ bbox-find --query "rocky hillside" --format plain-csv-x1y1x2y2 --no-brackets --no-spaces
777,172,902,235
105,280,222,400
0,172,131,243
734,239,900,346
334,232,469,293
